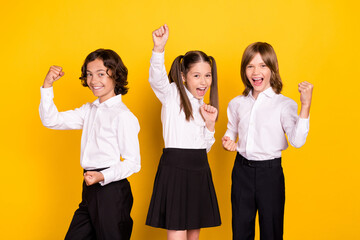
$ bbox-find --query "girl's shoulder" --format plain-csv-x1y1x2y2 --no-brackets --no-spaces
162,82,181,105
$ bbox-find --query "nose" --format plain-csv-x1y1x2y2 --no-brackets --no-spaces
200,76,206,85
89,75,99,84
253,66,260,74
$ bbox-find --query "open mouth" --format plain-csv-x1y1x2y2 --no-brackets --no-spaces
92,86,104,91
252,77,263,86
196,87,207,97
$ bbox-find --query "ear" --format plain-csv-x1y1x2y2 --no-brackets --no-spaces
106,68,112,77
181,72,186,84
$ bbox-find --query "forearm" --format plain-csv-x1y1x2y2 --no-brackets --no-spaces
39,87,84,129
100,157,141,185
299,103,311,119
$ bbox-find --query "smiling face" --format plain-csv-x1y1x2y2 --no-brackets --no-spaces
183,61,212,99
245,53,271,99
86,58,116,103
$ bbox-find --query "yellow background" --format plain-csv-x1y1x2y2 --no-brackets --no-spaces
1,0,359,239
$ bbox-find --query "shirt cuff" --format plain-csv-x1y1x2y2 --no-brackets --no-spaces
297,115,310,132
99,168,114,186
204,127,215,139
224,129,237,142
40,86,54,99
151,50,165,64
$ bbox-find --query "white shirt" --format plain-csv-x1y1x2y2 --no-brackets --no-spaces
225,87,309,160
149,51,215,152
39,87,141,185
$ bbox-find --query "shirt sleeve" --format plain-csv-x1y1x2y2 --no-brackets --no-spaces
99,111,141,185
148,51,172,105
204,127,215,153
224,100,239,141
281,100,310,148
39,86,86,130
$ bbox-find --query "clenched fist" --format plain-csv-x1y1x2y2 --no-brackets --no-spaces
152,24,169,53
43,66,64,88
200,104,218,132
298,81,314,118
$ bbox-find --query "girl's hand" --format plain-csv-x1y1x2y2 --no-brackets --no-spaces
222,136,237,152
298,81,313,118
84,171,104,186
200,104,218,132
152,24,169,53
298,81,313,107
43,65,64,88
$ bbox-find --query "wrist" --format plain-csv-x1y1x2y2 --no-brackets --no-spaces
301,102,311,110
153,46,164,53
42,81,53,88
205,120,215,132
299,105,310,119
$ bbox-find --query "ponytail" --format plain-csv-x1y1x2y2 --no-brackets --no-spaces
168,55,193,121
209,56,219,120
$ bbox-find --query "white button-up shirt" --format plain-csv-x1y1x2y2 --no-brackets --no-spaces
225,87,309,160
39,87,141,185
149,51,215,152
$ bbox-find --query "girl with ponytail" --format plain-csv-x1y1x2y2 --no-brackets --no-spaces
146,24,221,240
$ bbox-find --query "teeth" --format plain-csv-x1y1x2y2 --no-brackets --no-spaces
253,78,262,81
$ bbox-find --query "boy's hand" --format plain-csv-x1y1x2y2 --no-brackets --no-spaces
43,66,64,88
152,24,169,53
222,136,237,152
298,81,313,107
84,171,104,186
298,81,313,118
200,104,218,132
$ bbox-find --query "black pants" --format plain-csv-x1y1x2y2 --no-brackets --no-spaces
65,178,133,240
231,153,285,240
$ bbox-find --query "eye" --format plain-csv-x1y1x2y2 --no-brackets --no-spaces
205,74,212,78
86,73,92,77
247,65,253,69
99,73,105,77
261,64,267,68
194,74,200,78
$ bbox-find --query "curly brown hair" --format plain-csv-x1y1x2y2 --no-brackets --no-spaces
80,49,128,95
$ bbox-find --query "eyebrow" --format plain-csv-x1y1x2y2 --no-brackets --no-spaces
247,62,266,65
190,71,212,74
86,69,107,73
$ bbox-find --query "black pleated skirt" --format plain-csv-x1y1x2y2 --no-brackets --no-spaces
146,148,221,230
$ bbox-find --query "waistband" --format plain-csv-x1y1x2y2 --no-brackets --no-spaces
83,167,109,173
160,148,208,170
236,152,281,168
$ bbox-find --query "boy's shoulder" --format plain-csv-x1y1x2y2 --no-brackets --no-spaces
275,93,296,104
112,101,137,119
274,93,298,110
228,95,247,106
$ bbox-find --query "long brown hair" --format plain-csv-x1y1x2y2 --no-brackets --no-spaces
168,51,219,121
80,49,128,95
240,42,282,96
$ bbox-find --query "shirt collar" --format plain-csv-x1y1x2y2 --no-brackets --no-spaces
248,87,276,100
262,87,276,98
92,94,122,108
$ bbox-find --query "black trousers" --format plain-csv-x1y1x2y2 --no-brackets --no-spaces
65,177,133,240
231,153,285,240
